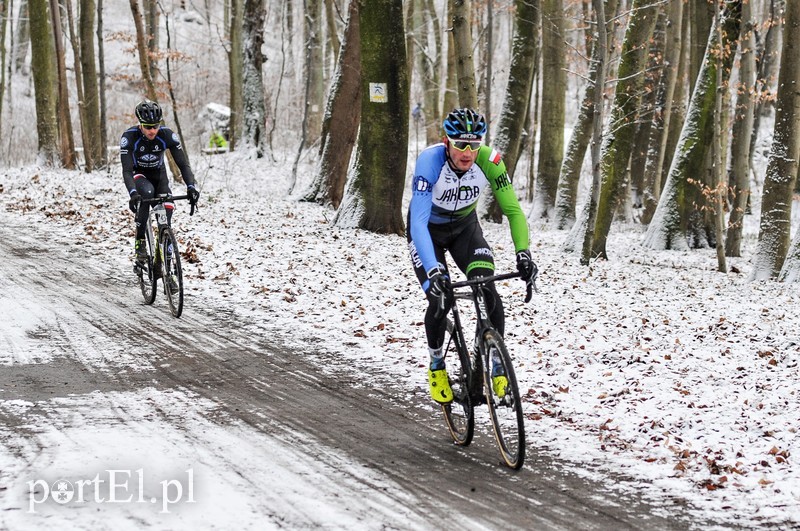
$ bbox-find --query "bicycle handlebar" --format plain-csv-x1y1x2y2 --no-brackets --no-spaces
450,271,538,303
139,194,197,216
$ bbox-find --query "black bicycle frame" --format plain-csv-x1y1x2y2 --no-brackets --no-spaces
449,271,525,399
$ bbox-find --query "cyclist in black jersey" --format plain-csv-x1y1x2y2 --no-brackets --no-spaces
407,108,538,403
120,99,200,264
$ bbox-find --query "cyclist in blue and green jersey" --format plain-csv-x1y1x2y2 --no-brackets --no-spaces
406,108,537,404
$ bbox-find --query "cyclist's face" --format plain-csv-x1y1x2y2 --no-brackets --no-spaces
446,138,479,172
140,124,160,140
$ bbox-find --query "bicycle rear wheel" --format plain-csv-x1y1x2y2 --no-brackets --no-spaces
161,228,184,318
441,318,474,446
482,329,525,469
137,225,157,305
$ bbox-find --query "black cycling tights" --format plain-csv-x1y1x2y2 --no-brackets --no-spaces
425,274,504,350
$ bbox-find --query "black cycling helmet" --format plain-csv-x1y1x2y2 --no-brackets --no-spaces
135,99,163,124
443,108,487,140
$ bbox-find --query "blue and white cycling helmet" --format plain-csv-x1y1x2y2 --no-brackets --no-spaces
443,108,487,140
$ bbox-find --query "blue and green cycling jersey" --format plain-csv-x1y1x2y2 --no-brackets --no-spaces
408,143,530,274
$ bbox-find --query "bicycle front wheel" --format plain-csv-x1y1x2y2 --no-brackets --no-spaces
482,329,525,469
138,225,157,305
161,228,184,318
442,318,474,446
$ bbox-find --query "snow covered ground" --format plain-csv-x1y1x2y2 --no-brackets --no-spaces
1,149,798,528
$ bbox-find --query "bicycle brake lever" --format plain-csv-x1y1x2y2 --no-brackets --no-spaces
524,276,539,303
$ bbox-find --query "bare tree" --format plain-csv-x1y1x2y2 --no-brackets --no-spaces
79,0,103,169
580,0,609,265
334,0,407,234
304,0,324,144
50,0,77,168
555,0,618,230
752,1,800,280
413,0,443,144
640,0,684,224
227,0,243,151
725,0,756,257
450,0,477,107
486,0,538,223
13,0,30,73
29,0,59,164
241,0,267,157
643,1,743,252
588,0,660,259
533,0,566,221
0,0,9,131
302,0,360,208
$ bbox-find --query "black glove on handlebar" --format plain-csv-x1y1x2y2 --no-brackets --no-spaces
187,185,200,206
516,249,538,282
128,191,141,213
427,267,452,316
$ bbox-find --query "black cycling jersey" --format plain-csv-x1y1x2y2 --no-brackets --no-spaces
120,125,195,194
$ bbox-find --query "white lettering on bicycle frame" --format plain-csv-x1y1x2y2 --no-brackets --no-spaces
477,296,488,320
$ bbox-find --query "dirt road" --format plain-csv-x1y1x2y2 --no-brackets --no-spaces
0,217,704,529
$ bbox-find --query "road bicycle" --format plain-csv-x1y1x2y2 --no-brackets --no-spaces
439,271,534,470
134,194,196,318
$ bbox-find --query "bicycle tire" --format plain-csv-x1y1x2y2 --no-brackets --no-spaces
441,318,475,446
481,329,525,469
160,228,184,318
138,224,157,305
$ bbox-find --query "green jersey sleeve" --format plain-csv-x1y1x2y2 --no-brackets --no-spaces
476,146,530,252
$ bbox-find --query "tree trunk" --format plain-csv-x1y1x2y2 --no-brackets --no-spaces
442,0,457,115
450,0,477,108
29,0,60,164
324,0,341,59
533,0,566,221
589,0,660,259
580,0,608,265
641,0,683,224
753,1,800,280
749,0,782,183
556,0,617,230
725,0,755,257
483,0,492,144
64,0,91,171
79,0,103,170
50,0,77,169
14,0,30,73
241,0,267,157
304,0,324,144
712,0,727,274
629,10,664,210
486,0,538,223
145,0,159,81
303,0,360,209
416,0,442,144
643,1,743,251
227,0,242,151
129,0,156,98
334,0,407,235
97,0,109,167
0,0,9,133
